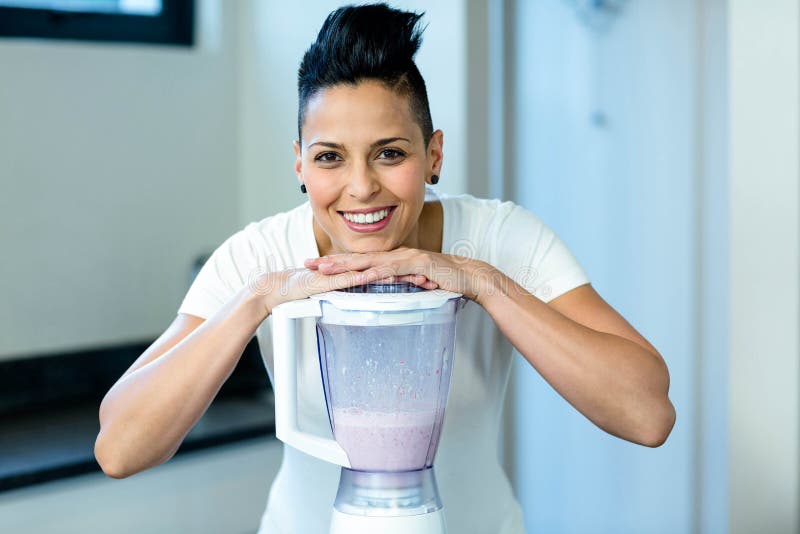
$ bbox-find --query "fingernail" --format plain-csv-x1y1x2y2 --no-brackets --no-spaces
318,262,333,270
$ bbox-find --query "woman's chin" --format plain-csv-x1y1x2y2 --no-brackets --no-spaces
339,237,397,254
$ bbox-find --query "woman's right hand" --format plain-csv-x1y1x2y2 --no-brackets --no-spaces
249,267,380,316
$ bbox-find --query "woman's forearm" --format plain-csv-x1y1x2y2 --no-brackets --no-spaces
476,268,674,447
95,286,269,478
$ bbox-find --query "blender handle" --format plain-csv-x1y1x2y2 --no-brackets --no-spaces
271,298,352,467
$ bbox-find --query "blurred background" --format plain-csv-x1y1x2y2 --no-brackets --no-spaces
0,0,796,533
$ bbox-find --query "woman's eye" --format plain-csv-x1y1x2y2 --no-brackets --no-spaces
315,152,341,163
378,148,405,161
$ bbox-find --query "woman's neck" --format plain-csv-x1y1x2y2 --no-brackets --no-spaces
416,200,443,253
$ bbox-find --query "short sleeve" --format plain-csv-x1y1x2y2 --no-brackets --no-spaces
494,205,590,303
177,226,262,319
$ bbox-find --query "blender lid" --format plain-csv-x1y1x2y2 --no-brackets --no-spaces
310,282,462,312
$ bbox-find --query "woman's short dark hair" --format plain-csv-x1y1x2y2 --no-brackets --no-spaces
297,3,434,147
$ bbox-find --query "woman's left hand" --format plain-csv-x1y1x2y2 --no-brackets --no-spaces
303,247,497,302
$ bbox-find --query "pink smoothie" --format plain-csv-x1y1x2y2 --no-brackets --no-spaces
332,407,440,472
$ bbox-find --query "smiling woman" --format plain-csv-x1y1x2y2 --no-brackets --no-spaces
298,80,443,258
94,3,675,534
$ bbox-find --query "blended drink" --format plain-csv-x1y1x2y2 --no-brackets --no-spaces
332,407,440,472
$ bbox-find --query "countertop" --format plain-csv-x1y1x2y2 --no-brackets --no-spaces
0,337,275,492
0,391,275,492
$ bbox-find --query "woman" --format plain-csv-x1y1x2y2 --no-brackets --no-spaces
95,4,675,533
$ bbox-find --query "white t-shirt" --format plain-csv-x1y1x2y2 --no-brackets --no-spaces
177,187,590,534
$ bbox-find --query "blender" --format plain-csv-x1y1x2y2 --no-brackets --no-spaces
271,282,465,534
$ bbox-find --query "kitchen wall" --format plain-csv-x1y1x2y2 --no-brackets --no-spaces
728,1,799,531
0,0,471,361
508,0,727,531
508,1,799,533
0,0,239,360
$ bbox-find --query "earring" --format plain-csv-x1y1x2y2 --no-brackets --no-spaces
430,175,440,185
300,184,307,194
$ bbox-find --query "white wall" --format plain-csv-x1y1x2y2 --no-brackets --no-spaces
697,0,729,531
0,0,471,360
728,1,799,532
0,0,240,360
509,0,707,531
510,2,800,533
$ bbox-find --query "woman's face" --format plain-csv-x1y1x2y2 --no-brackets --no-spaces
294,80,443,256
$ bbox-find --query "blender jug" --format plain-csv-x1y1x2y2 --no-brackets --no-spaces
271,282,465,534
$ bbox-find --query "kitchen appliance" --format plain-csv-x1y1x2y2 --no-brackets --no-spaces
271,282,465,534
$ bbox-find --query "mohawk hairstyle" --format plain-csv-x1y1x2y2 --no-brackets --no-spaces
297,3,434,147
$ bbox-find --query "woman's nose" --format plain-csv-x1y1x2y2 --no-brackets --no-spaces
346,161,380,201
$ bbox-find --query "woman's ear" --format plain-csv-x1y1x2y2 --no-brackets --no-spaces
293,140,303,182
427,130,444,175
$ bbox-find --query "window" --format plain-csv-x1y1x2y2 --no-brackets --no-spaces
0,0,194,46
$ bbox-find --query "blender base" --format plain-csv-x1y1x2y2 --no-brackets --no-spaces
330,508,447,534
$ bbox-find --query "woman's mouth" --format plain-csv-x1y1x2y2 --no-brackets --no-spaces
338,206,396,233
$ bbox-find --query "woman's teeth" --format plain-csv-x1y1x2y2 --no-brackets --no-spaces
342,208,390,224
